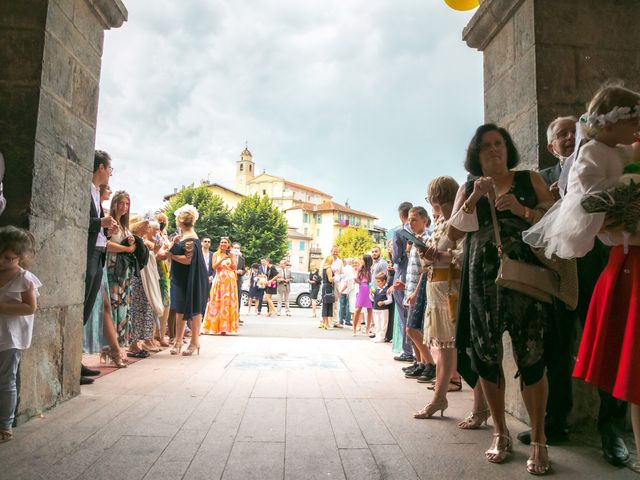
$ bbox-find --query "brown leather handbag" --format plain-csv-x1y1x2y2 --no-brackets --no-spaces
488,197,558,304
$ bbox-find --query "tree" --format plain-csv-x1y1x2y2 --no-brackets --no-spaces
164,185,232,241
231,194,288,266
335,227,374,259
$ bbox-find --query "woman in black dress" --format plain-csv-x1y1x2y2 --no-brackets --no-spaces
309,264,321,318
263,258,279,316
320,256,334,330
449,124,554,475
168,206,208,356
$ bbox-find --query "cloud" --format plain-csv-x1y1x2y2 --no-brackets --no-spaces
97,0,483,225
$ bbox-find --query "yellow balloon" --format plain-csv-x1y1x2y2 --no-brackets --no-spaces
444,0,480,11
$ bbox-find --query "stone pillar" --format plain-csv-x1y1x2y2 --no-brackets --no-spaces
0,0,126,423
462,0,640,425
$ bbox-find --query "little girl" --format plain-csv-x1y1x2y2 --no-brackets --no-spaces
0,226,41,443
523,85,640,258
563,85,640,474
370,272,392,343
352,254,373,336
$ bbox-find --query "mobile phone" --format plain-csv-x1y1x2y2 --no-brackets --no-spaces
397,228,427,248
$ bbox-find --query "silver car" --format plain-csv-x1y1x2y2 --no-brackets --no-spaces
240,271,320,308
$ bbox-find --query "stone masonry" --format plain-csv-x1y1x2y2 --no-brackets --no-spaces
463,0,640,425
0,0,127,423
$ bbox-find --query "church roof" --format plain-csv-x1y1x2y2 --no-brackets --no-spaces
284,180,332,198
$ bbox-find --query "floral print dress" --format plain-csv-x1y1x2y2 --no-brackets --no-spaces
202,252,239,334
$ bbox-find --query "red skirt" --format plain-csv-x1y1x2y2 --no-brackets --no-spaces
573,245,640,404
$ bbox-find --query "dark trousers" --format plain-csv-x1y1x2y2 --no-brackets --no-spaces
257,289,266,312
385,301,395,342
544,302,575,429
598,390,628,437
83,248,105,325
237,278,243,311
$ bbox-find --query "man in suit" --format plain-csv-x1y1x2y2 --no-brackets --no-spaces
201,238,214,315
82,150,117,385
233,242,246,321
389,201,413,362
518,117,629,467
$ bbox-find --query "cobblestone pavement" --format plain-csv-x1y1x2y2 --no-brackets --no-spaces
1,310,636,479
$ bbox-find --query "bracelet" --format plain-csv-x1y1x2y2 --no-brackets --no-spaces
523,207,531,221
462,201,474,214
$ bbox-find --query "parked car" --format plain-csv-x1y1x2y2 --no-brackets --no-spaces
240,271,320,308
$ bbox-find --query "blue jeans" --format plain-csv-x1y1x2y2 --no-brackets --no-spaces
0,349,21,431
338,294,351,325
393,290,412,356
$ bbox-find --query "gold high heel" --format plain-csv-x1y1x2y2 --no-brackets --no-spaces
108,347,127,368
458,409,491,429
527,442,550,475
485,432,512,463
99,347,110,365
182,344,200,356
413,399,448,419
170,343,182,355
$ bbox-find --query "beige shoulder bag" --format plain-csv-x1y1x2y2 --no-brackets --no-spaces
487,196,558,304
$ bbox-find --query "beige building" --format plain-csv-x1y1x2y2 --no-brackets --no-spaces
163,181,244,209
285,227,313,271
285,200,378,260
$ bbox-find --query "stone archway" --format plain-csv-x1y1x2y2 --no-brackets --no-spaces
0,0,127,423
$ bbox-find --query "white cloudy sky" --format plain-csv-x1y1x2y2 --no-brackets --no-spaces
97,0,483,227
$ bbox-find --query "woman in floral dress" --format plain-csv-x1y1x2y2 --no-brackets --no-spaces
202,237,239,335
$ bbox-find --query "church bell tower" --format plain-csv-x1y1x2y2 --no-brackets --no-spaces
235,144,255,195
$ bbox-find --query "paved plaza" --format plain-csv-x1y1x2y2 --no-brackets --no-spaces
1,310,636,480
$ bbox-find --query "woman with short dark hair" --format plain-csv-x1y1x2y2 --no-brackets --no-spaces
449,124,554,475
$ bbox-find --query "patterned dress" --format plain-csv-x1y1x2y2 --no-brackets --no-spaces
456,171,550,386
202,252,239,334
130,275,154,342
106,228,133,347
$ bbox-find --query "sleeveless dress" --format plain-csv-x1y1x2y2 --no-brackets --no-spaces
456,171,551,385
169,238,209,320
202,253,239,334
106,228,133,346
355,271,373,309
574,246,640,404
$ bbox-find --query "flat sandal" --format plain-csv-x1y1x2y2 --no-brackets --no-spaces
485,432,512,464
527,442,550,475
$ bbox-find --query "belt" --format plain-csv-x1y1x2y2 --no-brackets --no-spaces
95,246,107,252
429,267,460,283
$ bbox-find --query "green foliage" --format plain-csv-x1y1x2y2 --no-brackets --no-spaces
335,227,374,259
231,194,288,265
164,185,232,240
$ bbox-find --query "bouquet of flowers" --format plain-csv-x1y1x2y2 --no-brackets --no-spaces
581,162,640,233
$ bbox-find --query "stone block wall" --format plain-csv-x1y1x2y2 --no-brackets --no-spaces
0,0,126,423
463,0,640,427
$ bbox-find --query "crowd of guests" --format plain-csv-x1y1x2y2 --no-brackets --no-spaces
0,83,638,478
310,83,640,476
78,151,256,380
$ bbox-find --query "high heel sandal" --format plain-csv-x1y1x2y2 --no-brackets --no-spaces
170,343,182,355
182,344,200,356
485,432,512,464
458,409,491,429
527,442,550,475
106,347,127,368
413,399,448,419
